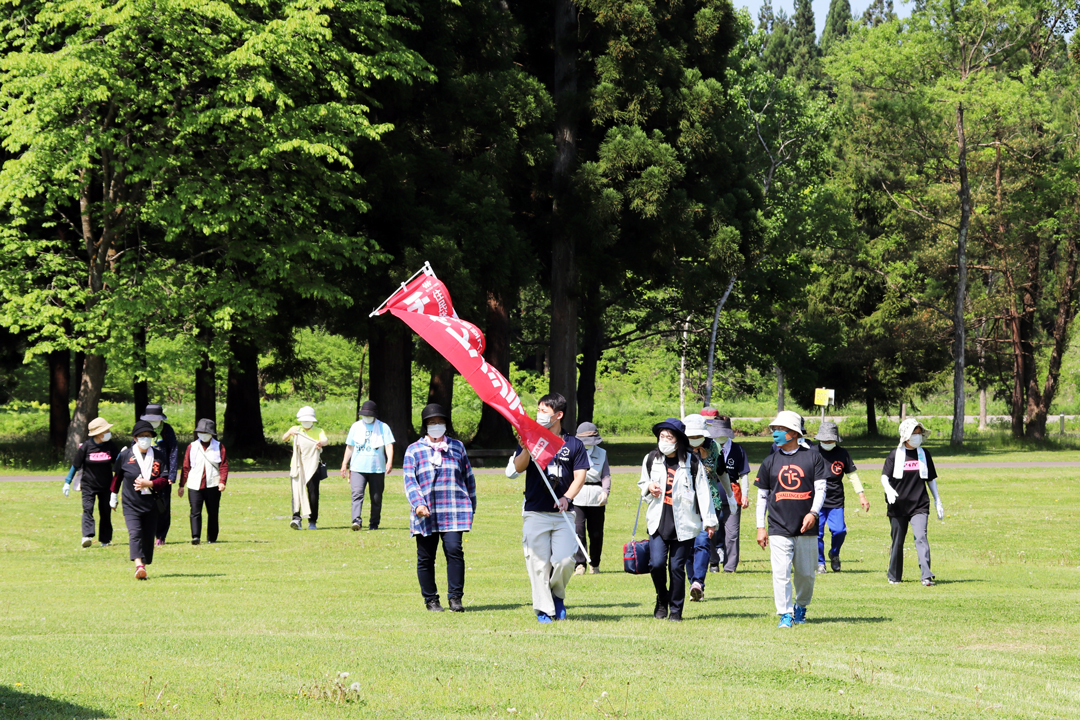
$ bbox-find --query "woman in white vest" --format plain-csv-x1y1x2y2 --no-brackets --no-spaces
179,418,229,545
572,422,611,575
284,406,328,530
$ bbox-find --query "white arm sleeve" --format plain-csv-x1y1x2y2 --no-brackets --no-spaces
846,471,864,494
811,479,827,514
927,478,941,502
505,456,520,479
756,488,769,528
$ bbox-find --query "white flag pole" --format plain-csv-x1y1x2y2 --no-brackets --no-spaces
368,262,437,318
530,457,591,565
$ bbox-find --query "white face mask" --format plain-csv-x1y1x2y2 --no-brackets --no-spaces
819,442,836,451
300,420,314,429
536,411,554,428
688,437,705,447
361,415,375,424
907,433,924,448
149,420,162,430
427,424,447,440
198,432,213,443
136,436,153,451
101,432,112,442
658,440,677,455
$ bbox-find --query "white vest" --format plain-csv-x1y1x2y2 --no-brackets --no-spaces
186,439,222,490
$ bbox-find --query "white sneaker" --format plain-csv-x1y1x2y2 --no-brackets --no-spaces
81,537,93,548
574,565,586,576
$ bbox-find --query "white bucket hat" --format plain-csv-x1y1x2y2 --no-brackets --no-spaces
769,410,803,436
296,406,317,423
682,413,708,438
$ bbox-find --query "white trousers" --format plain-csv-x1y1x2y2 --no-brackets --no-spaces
770,534,817,615
522,511,578,616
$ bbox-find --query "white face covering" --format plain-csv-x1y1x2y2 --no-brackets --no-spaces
197,432,213,443
688,437,705,447
907,433,924,448
658,440,677,455
536,411,553,428
136,436,153,451
361,415,375,424
427,424,447,440
149,420,162,430
819,442,836,451
300,420,314,429
101,432,112,442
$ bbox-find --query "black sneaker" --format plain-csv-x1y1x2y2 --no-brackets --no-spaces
426,599,445,612
191,538,200,546
830,554,841,572
448,597,464,612
667,611,682,622
653,599,668,620
351,522,361,532
708,563,720,573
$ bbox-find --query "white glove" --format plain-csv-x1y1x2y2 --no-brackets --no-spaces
935,499,944,521
63,482,71,497
883,486,898,504
109,492,118,509
597,492,608,505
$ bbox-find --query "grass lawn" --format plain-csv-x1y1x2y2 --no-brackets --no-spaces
1,466,1078,719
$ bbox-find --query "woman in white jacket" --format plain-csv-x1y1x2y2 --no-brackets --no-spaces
638,418,718,621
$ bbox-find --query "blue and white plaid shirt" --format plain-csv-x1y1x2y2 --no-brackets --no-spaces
403,437,476,536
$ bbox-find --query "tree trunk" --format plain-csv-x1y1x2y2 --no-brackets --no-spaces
549,0,580,433
775,366,785,412
47,350,70,453
426,363,456,436
133,327,149,424
74,352,85,401
474,292,516,447
223,337,266,455
65,353,106,465
195,328,216,426
370,317,414,447
576,283,603,425
979,387,987,431
950,101,970,447
866,391,878,437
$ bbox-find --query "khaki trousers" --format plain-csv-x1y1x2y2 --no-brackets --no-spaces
522,511,578,616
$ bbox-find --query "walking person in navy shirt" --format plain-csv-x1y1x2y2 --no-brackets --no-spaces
510,393,589,623
403,404,476,612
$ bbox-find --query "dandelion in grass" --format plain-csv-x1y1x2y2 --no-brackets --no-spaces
14,683,22,687
350,682,361,693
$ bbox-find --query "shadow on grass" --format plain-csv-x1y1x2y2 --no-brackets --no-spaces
0,685,110,719
463,603,531,612
813,616,891,624
155,573,226,578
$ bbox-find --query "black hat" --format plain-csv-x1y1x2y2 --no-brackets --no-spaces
194,418,217,436
420,403,448,427
140,403,167,422
131,420,157,437
359,400,378,417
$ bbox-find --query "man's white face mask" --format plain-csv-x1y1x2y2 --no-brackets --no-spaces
536,411,554,428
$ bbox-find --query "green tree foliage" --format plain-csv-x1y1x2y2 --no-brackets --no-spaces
820,0,853,55
790,0,822,81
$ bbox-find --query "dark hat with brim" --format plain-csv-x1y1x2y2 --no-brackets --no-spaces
140,403,167,422
708,417,735,439
420,403,448,426
131,420,157,438
815,421,841,443
652,418,687,445
576,421,603,446
359,400,378,417
194,418,217,436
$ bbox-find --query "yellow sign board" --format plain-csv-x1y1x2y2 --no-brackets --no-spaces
814,388,834,407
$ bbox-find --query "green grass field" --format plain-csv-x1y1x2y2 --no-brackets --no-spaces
1,464,1078,719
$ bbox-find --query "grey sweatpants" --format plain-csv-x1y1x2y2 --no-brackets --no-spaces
889,513,933,582
769,534,817,615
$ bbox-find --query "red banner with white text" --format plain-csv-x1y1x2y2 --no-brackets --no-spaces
375,270,563,468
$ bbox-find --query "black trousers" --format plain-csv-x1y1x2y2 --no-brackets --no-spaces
81,488,113,543
416,531,465,603
125,509,158,564
154,487,172,541
573,505,606,568
649,533,693,612
188,487,222,542
292,478,321,523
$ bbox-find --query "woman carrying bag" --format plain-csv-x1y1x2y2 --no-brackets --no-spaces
637,418,717,621
284,406,327,530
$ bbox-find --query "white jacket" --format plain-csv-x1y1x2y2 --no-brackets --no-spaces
637,451,718,541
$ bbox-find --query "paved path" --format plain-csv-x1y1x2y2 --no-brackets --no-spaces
4,460,1079,482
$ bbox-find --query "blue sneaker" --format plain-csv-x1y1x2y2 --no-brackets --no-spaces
793,604,807,624
536,611,554,624
553,596,567,620
778,613,794,628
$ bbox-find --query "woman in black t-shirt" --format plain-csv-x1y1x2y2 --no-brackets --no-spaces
880,418,945,586
63,416,119,548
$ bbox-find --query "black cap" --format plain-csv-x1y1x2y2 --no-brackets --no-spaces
194,418,217,436
420,403,448,426
359,400,378,416
131,420,157,437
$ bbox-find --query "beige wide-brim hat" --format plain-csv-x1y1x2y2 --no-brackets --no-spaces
87,417,113,436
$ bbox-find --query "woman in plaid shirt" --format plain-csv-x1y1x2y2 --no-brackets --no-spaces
403,403,477,613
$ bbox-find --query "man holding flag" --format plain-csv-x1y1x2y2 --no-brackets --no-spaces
511,393,590,623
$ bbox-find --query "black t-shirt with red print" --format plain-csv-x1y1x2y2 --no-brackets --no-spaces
73,439,119,491
111,446,168,514
817,445,857,510
755,445,828,537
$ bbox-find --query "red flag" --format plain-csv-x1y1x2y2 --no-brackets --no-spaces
375,270,563,468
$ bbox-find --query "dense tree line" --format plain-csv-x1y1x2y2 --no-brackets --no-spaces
1,0,1078,460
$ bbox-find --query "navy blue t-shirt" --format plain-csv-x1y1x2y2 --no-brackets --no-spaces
519,434,591,512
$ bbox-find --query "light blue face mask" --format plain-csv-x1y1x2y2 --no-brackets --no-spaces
771,430,790,446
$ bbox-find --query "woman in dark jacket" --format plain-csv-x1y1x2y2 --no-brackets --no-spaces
111,420,169,580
